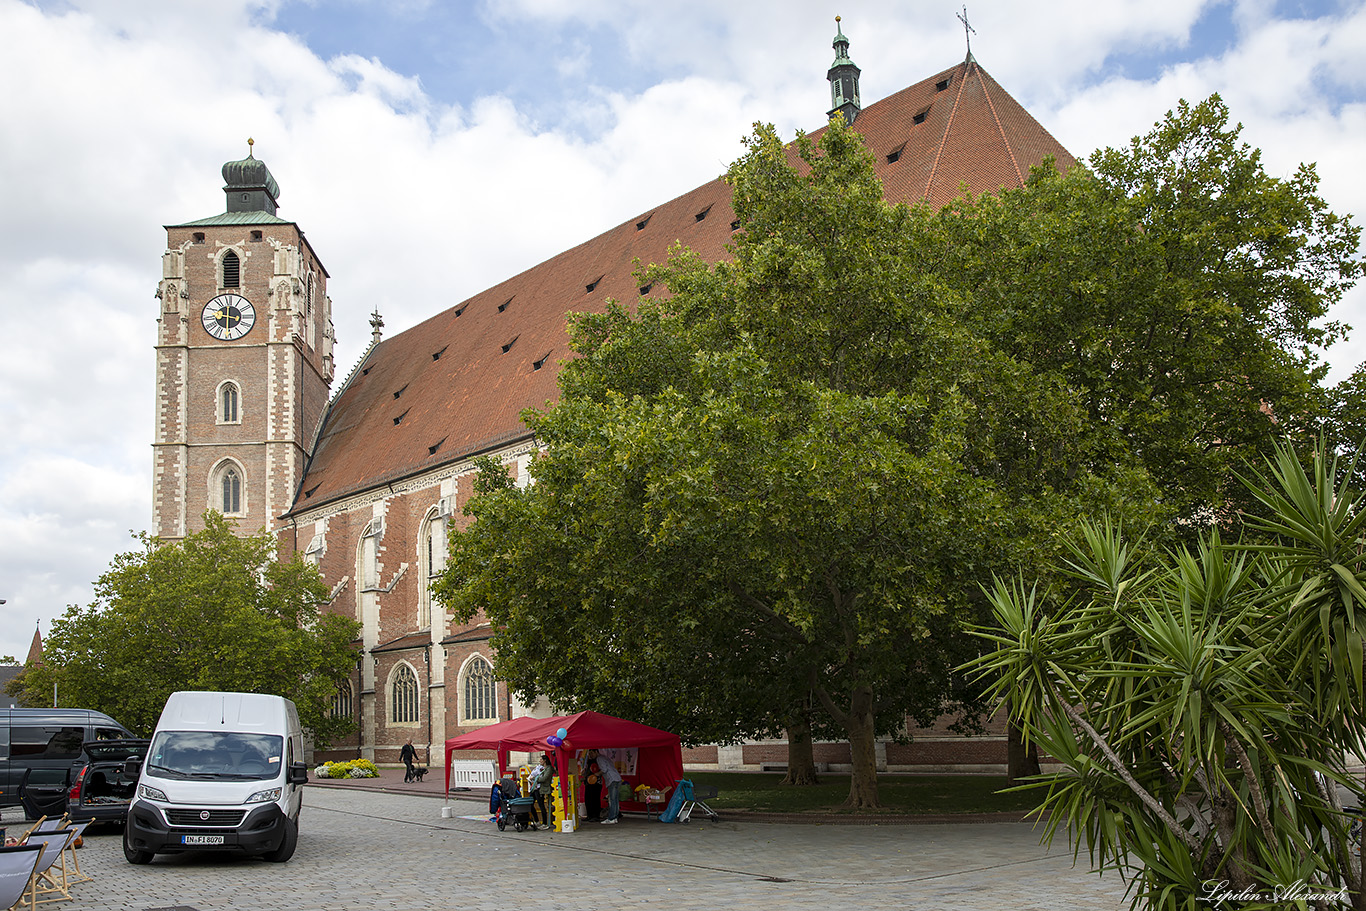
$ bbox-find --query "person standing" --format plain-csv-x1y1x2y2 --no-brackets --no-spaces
531,752,556,829
580,749,603,821
400,739,418,783
595,751,624,824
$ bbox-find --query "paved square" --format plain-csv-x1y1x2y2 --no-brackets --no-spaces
4,788,1130,910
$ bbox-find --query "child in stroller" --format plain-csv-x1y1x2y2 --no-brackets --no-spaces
490,777,538,832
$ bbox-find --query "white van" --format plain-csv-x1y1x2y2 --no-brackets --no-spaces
123,691,308,864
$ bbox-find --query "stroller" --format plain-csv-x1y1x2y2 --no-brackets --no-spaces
491,777,538,832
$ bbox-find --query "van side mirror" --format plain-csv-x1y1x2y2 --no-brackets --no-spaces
287,762,308,785
124,757,142,777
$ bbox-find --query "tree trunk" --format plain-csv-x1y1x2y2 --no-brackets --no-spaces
782,712,820,786
1006,709,1039,783
844,685,879,809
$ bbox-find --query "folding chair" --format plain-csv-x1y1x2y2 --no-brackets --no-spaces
8,819,46,846
20,830,74,906
57,821,92,886
29,820,67,836
0,845,43,911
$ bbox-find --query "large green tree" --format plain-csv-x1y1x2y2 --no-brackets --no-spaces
438,118,1123,807
932,96,1361,529
17,512,360,744
969,440,1366,908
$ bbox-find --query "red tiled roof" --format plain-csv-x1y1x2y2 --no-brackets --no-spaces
285,59,1074,516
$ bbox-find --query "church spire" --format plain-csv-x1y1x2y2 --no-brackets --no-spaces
827,16,862,126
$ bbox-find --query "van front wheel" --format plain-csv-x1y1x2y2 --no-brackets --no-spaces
123,826,153,865
263,817,297,863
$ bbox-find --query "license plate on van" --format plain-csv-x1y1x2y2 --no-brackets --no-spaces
182,835,224,845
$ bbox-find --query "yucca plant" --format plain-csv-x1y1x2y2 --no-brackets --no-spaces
966,439,1366,910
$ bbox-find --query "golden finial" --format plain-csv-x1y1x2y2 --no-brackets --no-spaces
247,137,255,158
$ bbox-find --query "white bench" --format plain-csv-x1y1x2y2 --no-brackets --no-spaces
447,759,497,789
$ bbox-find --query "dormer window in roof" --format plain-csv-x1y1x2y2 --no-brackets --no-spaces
636,213,652,231
454,305,467,317
695,205,712,222
432,345,448,361
304,483,320,499
393,384,408,400
533,351,551,371
639,282,653,296
498,298,512,313
936,78,950,92
394,409,409,426
501,336,518,354
730,220,740,231
586,276,603,294
913,106,931,125
428,438,446,456
886,142,907,164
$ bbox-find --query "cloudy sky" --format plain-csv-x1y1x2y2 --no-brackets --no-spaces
1,0,1363,662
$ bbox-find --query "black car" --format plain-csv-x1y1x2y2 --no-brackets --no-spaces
66,739,150,827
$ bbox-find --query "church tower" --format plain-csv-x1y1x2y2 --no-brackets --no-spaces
827,17,861,125
153,142,336,541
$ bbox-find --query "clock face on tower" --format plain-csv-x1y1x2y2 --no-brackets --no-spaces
202,294,256,341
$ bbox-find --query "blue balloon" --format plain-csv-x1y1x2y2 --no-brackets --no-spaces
556,727,569,740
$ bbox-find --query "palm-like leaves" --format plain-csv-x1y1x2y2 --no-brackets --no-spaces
967,439,1366,909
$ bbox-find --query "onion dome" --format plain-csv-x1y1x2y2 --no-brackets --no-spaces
221,138,281,215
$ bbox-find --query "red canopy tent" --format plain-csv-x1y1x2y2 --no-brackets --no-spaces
445,711,684,812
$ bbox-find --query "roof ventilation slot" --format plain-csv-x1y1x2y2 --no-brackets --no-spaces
454,305,466,317
636,213,652,230
498,298,512,312
393,384,408,400
533,351,551,371
393,409,409,426
429,438,446,456
432,345,448,361
586,276,603,294
639,282,653,296
695,205,712,222
501,336,518,354
886,142,906,164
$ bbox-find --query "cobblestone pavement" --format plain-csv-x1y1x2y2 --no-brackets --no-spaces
2,789,1131,910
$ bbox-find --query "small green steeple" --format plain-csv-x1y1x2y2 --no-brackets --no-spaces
221,138,281,216
827,17,861,125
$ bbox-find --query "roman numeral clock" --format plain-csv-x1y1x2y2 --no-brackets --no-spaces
202,293,256,341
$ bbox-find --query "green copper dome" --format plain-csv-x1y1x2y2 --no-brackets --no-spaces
221,140,281,215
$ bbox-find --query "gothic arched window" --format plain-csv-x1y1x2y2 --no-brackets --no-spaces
219,382,239,424
419,510,439,630
390,664,419,724
331,680,353,721
462,656,497,723
221,466,242,514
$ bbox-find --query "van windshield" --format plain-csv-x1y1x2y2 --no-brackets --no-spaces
147,731,284,781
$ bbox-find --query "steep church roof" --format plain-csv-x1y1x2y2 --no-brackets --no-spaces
285,56,1075,517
